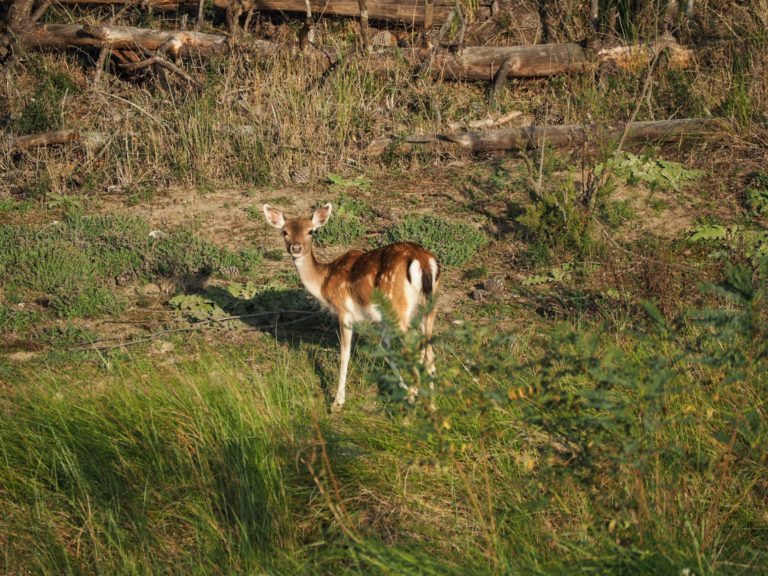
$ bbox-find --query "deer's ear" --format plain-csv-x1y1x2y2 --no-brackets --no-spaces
263,205,285,229
311,203,332,230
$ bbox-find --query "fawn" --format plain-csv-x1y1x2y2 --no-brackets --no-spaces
263,203,440,411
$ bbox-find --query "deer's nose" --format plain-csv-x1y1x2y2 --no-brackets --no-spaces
290,244,303,255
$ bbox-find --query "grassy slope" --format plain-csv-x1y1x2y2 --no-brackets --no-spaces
1,294,766,574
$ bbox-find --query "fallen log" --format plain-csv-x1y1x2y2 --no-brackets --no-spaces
405,37,692,81
54,0,491,25
9,129,107,151
16,21,693,84
19,23,229,57
366,118,728,155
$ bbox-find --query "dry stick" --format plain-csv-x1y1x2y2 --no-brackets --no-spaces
11,129,81,149
422,0,434,48
489,54,517,105
299,0,315,51
118,54,203,87
590,0,599,32
196,0,205,29
583,49,664,208
358,0,370,51
93,46,109,84
454,0,466,54
242,6,255,31
367,118,724,156
30,0,51,22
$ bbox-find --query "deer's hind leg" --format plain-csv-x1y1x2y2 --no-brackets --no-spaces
421,307,437,377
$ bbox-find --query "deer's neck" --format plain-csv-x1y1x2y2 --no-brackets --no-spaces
293,249,330,306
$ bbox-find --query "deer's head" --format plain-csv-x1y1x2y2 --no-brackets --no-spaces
263,203,332,260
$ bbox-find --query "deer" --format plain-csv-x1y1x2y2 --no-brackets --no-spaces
263,203,440,412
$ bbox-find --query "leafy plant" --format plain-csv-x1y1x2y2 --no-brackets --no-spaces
596,152,705,192
169,282,312,322
381,215,488,267
688,222,768,265
517,169,599,258
745,174,768,216
522,263,572,286
327,173,372,191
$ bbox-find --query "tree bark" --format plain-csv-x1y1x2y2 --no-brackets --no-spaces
7,0,36,34
366,118,727,155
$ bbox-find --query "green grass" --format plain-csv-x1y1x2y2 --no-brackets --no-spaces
380,215,488,267
0,212,263,320
1,266,766,574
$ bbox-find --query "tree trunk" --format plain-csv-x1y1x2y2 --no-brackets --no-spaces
366,118,727,155
7,0,36,34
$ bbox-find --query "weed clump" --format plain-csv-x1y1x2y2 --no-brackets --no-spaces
745,173,768,216
381,215,488,267
13,61,80,134
313,194,369,247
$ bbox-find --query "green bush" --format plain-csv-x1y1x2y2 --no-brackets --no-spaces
363,261,768,572
380,215,488,267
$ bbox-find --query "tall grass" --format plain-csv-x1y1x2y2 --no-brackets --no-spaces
0,351,315,573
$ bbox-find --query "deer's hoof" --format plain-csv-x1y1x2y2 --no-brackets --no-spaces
331,401,344,414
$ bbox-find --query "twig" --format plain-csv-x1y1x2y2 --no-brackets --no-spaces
422,0,434,48
30,0,51,23
92,46,109,85
196,0,205,29
118,54,203,87
489,55,518,105
583,47,663,208
358,0,370,51
299,0,315,51
537,106,547,194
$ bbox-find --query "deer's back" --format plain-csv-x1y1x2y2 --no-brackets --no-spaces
321,242,438,316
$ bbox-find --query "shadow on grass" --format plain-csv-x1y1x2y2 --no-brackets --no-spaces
199,284,355,407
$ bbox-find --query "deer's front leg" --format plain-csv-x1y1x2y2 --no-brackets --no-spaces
332,318,353,412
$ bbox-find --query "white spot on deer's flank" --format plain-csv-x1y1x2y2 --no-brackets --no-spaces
408,259,422,292
429,258,438,281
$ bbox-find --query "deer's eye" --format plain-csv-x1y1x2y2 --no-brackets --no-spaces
308,229,314,235
281,230,288,237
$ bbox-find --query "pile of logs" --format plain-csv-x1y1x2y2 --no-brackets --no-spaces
4,0,722,156
5,0,696,82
